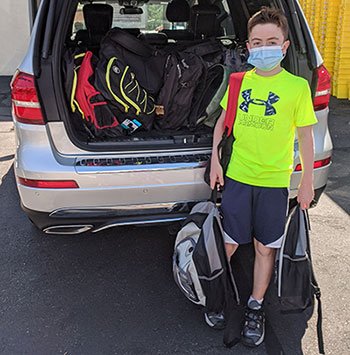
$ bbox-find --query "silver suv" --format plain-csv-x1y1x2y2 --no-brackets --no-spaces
11,0,332,234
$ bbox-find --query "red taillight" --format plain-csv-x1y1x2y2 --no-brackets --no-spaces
294,157,331,171
313,65,331,111
17,177,79,189
11,72,45,124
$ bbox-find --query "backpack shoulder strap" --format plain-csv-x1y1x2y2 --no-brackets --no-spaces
224,72,246,136
70,52,87,113
312,273,325,354
304,209,325,354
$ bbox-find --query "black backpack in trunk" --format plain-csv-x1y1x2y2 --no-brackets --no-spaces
155,39,225,131
94,55,156,132
64,50,125,139
99,28,166,96
155,51,205,131
172,38,225,67
190,64,228,127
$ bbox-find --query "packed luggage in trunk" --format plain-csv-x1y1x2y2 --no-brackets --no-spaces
62,0,252,146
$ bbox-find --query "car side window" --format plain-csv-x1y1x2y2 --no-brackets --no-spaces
244,0,274,16
220,0,235,36
72,3,85,39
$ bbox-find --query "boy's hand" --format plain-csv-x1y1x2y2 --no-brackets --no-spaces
297,180,314,210
210,157,224,190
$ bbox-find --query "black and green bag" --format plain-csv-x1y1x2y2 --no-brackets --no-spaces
94,55,156,132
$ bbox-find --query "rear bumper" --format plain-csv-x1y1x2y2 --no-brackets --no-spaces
14,115,332,234
22,185,326,235
22,201,197,234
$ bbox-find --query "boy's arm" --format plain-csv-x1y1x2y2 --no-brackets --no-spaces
297,125,315,209
209,109,226,190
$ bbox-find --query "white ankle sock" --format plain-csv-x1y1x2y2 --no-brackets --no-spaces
248,296,263,309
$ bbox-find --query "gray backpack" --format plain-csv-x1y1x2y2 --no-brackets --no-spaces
173,193,240,312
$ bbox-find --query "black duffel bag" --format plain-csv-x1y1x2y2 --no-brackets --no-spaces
99,28,166,96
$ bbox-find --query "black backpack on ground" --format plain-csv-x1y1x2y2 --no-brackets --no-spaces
173,190,240,311
276,205,324,354
173,190,245,347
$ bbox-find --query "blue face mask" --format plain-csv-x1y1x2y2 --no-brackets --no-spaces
247,46,284,71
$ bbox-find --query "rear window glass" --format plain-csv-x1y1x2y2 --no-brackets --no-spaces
72,1,181,34
244,0,275,16
71,0,234,36
220,0,235,36
72,4,84,34
112,2,175,31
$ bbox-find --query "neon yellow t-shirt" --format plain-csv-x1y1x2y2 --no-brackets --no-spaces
220,68,318,188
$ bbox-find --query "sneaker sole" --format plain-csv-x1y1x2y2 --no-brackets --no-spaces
204,313,226,330
241,326,265,347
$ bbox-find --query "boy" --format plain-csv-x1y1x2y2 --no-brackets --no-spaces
207,7,317,347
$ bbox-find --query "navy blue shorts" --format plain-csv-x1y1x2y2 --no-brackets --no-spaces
220,177,289,248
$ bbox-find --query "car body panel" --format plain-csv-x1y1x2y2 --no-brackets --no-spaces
12,0,333,233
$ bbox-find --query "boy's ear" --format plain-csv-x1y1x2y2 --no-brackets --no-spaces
282,40,290,54
246,41,251,51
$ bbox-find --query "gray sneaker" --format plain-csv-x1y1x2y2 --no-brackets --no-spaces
204,311,226,330
241,307,265,347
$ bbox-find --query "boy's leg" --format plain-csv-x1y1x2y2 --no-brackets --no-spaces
241,186,288,347
221,178,254,249
221,177,254,260
204,178,253,330
251,185,289,301
225,242,239,259
251,240,276,301
241,242,277,347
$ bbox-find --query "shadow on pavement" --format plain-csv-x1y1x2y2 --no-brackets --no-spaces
0,154,15,162
326,97,350,214
0,166,314,355
0,76,11,122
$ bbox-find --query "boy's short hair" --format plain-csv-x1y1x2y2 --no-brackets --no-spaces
248,6,289,40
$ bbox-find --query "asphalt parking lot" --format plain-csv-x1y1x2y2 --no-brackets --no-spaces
0,77,349,354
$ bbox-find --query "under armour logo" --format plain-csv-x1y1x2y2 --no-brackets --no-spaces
239,89,280,116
